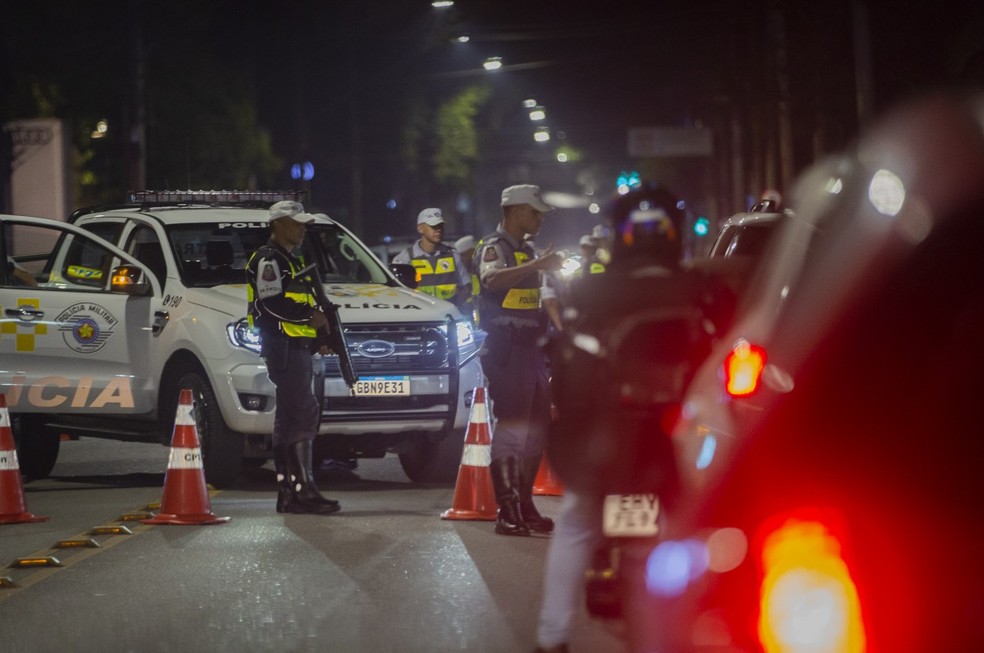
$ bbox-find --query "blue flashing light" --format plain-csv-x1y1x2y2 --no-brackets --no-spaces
694,216,710,237
291,162,315,181
646,539,709,597
617,170,641,193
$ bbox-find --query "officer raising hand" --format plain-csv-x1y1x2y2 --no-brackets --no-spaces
476,184,563,537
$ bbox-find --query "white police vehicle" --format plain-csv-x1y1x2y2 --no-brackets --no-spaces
0,191,484,487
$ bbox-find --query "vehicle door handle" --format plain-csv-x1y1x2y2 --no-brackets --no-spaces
152,310,169,335
6,306,44,321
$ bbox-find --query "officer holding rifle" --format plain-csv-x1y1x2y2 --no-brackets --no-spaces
245,200,342,515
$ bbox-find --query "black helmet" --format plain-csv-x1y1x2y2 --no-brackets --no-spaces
608,183,684,266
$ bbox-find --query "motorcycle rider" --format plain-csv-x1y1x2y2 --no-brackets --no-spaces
534,183,735,653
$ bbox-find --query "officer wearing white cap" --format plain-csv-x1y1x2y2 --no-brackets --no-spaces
452,235,480,323
577,234,606,277
475,184,563,536
392,208,471,311
245,200,340,515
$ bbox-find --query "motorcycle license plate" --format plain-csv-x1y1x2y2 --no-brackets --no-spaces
602,494,660,537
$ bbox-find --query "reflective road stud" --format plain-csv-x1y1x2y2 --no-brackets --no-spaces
142,389,229,525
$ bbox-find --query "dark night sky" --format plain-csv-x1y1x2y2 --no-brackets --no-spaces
2,0,983,243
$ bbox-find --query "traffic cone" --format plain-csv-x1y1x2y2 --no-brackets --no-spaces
142,389,229,525
441,386,497,521
0,394,47,524
533,455,564,496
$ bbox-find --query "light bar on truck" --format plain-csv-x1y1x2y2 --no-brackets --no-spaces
127,190,305,204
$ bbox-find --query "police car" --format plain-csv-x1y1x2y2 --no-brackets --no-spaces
0,191,484,487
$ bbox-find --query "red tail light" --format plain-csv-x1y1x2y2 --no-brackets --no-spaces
724,339,766,397
757,518,866,653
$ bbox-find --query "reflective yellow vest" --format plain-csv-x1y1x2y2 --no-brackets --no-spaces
406,244,460,301
246,245,318,339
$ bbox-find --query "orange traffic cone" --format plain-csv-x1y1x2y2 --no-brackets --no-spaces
142,389,229,525
0,394,47,524
533,455,564,496
441,386,497,521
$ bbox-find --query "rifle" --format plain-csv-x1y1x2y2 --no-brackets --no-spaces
297,263,359,390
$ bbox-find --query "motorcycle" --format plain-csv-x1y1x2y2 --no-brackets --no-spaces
548,306,711,621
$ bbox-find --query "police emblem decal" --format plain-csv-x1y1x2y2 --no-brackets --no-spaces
56,303,117,354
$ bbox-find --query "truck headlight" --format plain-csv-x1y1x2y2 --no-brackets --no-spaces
456,319,475,348
227,318,261,354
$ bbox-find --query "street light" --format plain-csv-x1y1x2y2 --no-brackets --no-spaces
528,106,546,121
534,126,550,143
483,56,503,71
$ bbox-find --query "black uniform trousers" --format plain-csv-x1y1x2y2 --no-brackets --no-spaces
260,335,320,448
482,328,551,462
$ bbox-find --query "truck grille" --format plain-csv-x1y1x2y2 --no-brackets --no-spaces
324,322,449,376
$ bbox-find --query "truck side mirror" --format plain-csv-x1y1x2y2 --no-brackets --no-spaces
110,264,152,296
389,263,417,288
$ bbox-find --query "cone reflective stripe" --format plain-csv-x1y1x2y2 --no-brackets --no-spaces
460,442,492,468
442,386,497,521
0,394,47,524
533,455,564,496
142,389,229,525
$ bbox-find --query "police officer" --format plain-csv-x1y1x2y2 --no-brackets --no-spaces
246,200,340,515
392,208,471,312
577,235,606,277
476,184,563,536
453,234,480,323
534,183,735,652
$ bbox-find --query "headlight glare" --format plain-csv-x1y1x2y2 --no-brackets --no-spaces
227,318,261,353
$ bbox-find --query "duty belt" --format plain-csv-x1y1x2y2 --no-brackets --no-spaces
485,326,543,346
264,333,315,348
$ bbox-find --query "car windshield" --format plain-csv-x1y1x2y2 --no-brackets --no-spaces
166,221,392,287
710,221,779,259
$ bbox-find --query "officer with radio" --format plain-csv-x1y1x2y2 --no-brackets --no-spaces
476,184,564,537
246,200,341,515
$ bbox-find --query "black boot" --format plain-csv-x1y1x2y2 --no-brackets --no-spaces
286,440,340,515
273,444,292,513
521,455,555,534
490,456,530,536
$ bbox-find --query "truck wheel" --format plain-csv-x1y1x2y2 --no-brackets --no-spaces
167,367,243,489
398,428,465,484
11,414,60,481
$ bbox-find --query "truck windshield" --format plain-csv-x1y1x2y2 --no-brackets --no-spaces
166,221,392,287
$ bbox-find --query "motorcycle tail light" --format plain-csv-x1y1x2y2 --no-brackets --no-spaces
757,518,866,653
724,339,766,397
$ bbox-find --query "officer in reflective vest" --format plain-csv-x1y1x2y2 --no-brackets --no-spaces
246,200,340,516
476,184,564,537
392,208,471,312
578,234,607,276
454,234,481,324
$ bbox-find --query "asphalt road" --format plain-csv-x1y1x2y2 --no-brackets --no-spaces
0,438,625,653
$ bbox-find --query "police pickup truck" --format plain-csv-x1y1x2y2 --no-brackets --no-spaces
0,191,483,487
